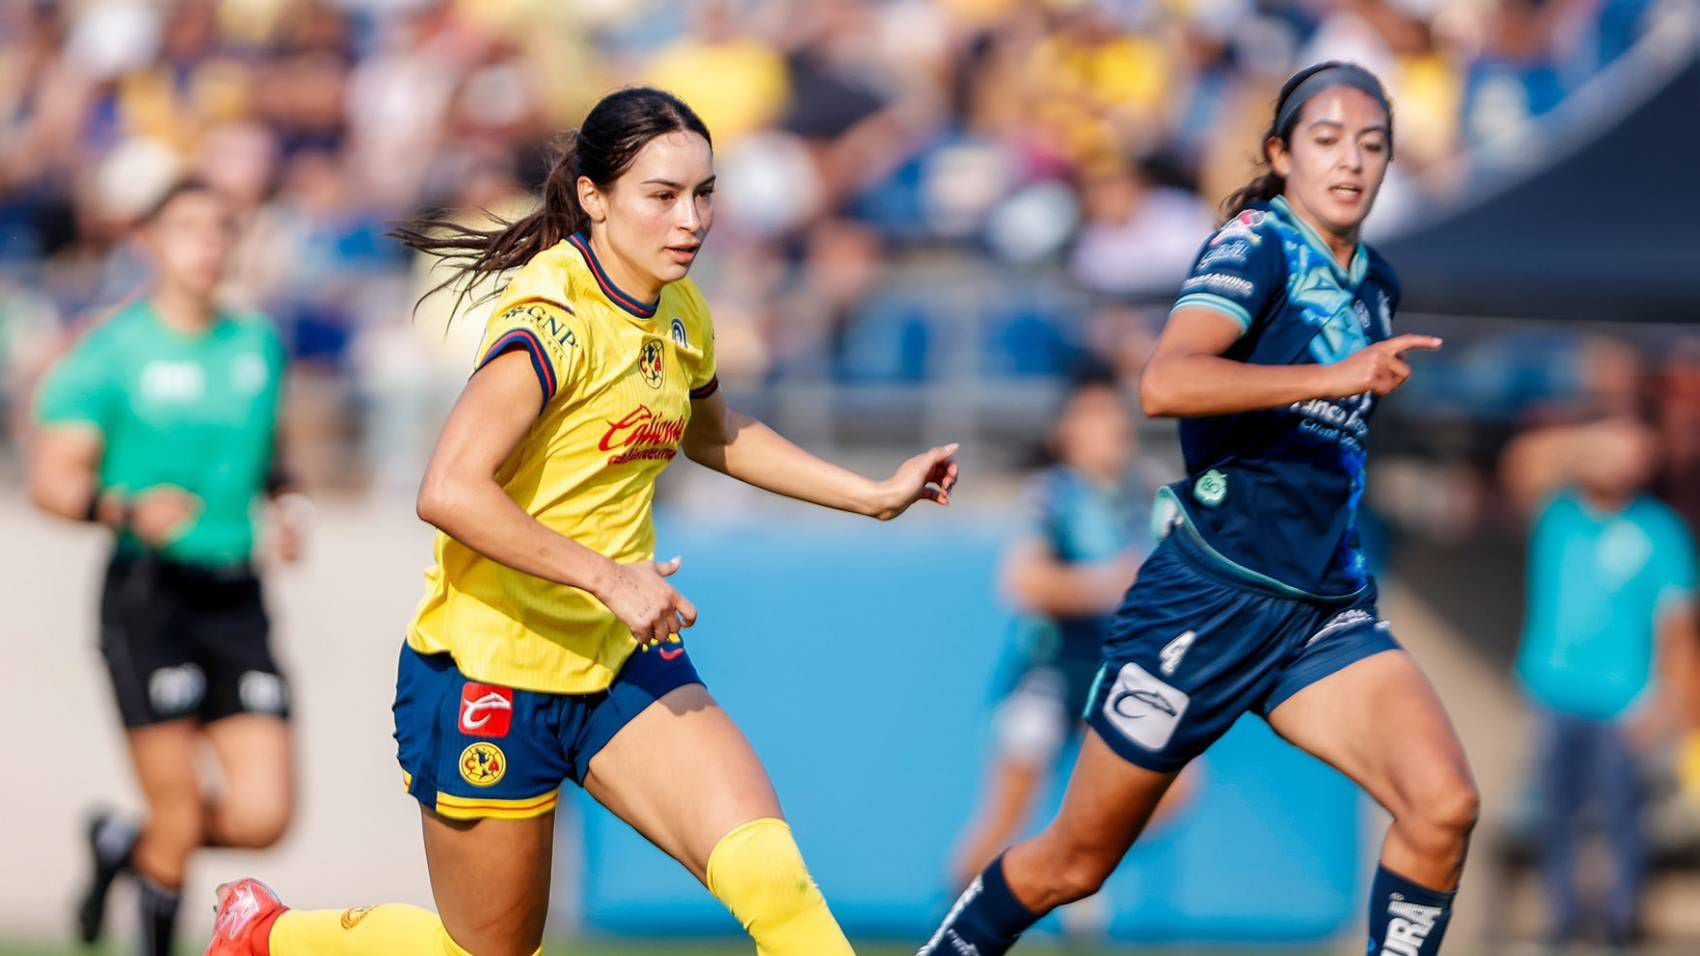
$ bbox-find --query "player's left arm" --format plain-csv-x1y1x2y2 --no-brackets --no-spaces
683,389,959,521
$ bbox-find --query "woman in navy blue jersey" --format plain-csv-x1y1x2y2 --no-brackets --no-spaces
920,62,1476,956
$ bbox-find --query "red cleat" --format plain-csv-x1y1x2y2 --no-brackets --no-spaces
204,879,287,956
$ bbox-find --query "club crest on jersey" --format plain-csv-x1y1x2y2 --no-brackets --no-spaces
670,318,688,348
639,338,665,388
1210,210,1266,247
459,683,514,738
459,742,506,788
1193,469,1228,507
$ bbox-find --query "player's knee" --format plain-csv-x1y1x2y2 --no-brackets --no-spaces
222,798,293,848
1398,774,1479,858
144,798,205,857
1028,838,1116,906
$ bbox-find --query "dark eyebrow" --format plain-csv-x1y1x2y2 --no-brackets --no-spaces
1305,119,1389,136
642,176,717,190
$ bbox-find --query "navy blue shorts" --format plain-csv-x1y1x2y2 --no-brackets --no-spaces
393,642,702,820
1084,527,1399,773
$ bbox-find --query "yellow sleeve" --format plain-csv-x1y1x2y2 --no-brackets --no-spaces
674,282,719,400
475,299,587,407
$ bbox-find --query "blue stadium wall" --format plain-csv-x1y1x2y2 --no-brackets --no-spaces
568,515,1364,944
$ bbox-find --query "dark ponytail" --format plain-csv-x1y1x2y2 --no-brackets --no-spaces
1220,61,1392,223
391,86,711,317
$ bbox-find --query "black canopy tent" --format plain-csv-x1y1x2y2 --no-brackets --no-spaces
1379,44,1700,325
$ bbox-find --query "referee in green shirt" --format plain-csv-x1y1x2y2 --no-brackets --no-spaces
29,180,307,956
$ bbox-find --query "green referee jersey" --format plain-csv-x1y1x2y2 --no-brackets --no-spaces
35,300,287,568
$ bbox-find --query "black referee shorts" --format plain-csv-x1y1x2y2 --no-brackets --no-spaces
98,553,291,729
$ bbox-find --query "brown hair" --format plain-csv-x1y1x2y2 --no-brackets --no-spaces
391,86,711,317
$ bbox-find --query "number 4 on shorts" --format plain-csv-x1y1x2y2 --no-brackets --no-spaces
1159,630,1196,677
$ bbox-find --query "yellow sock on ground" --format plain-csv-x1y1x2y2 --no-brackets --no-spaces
270,904,539,956
705,818,854,956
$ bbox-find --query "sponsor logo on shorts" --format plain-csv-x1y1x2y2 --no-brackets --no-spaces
459,684,514,738
238,671,288,715
148,664,206,715
459,742,507,788
1304,608,1387,647
1381,895,1444,955
1100,661,1190,752
658,645,685,662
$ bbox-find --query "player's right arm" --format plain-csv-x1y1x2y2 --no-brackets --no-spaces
29,331,199,543
1139,312,1441,418
1140,217,1438,419
415,317,696,645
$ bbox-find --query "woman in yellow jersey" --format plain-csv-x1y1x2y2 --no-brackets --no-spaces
206,87,958,956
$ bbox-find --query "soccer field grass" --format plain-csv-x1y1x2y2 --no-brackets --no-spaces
0,942,1340,956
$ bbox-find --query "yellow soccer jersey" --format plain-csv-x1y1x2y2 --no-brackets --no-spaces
407,233,718,694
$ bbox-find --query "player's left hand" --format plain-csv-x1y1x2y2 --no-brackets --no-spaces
268,492,313,564
870,443,959,520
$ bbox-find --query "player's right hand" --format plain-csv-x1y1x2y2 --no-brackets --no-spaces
129,485,203,548
601,555,699,648
1331,334,1443,397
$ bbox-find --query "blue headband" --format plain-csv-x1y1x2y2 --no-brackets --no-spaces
1275,63,1391,138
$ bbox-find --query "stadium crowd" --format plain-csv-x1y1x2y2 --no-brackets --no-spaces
0,0,1684,484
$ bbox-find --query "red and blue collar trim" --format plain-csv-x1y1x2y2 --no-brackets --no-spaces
568,233,658,319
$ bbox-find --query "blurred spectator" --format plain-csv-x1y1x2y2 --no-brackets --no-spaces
1067,155,1212,297
0,0,1676,484
1502,413,1700,947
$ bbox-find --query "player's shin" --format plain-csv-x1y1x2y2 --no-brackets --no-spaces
705,818,853,956
1367,864,1456,955
917,853,1041,956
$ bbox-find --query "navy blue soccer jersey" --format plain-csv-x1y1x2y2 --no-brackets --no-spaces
1156,196,1401,599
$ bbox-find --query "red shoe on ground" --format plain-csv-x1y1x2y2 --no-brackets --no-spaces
204,879,287,956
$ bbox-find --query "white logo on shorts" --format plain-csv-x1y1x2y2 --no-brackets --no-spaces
238,671,288,714
1100,661,1190,752
149,664,206,714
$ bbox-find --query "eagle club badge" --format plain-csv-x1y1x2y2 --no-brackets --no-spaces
639,338,665,389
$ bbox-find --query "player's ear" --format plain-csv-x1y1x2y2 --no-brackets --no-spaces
577,176,607,225
1268,137,1292,178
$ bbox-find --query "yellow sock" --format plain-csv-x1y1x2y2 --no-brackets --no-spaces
706,818,854,956
269,904,538,956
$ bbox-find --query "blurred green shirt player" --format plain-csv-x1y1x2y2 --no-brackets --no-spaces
29,181,302,956
36,301,287,567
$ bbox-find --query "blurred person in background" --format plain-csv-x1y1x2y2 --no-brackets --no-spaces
948,362,1199,939
27,180,305,956
207,86,960,956
1502,410,1700,948
921,61,1477,956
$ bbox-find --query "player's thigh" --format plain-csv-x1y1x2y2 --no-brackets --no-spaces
126,719,204,809
1264,649,1474,821
421,807,554,956
203,714,294,839
583,683,782,883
